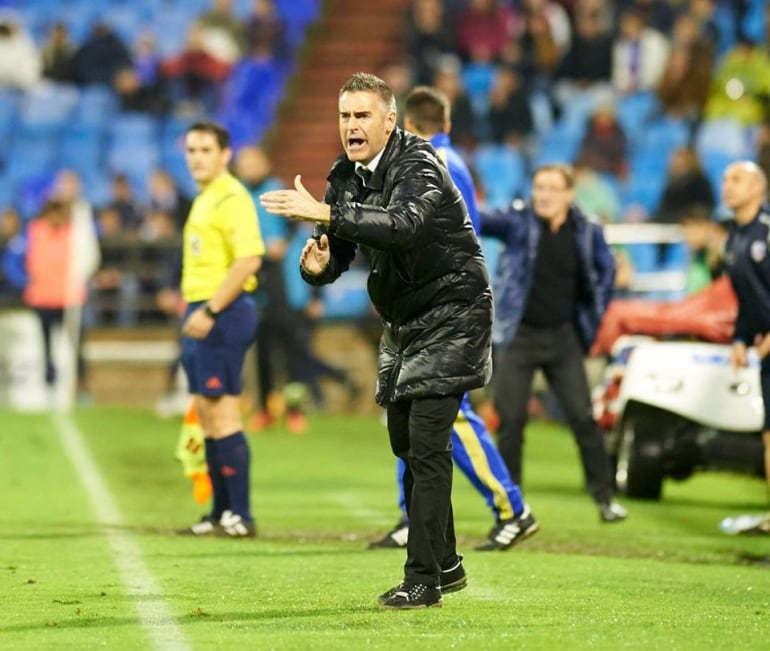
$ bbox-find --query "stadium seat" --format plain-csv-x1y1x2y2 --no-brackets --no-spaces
73,85,119,128
616,91,660,146
473,144,526,210
696,119,751,159
18,83,78,131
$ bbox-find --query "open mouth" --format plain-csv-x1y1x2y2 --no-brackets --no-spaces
348,137,366,150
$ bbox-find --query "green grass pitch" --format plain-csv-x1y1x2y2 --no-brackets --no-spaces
1,408,768,650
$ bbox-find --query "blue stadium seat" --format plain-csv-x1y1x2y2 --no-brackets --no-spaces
696,118,751,158
58,124,104,177
109,112,160,146
0,89,19,143
107,141,160,192
616,91,660,146
18,83,78,131
701,149,740,195
73,85,119,128
473,145,526,210
625,242,660,274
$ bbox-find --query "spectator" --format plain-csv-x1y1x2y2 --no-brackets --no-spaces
0,207,22,300
758,122,770,198
245,0,288,63
576,102,628,178
573,162,622,223
456,0,518,63
432,54,477,150
704,36,770,126
148,169,192,230
108,173,144,234
197,0,245,64
520,0,571,55
91,206,137,327
40,21,74,84
405,0,458,85
516,1,563,82
656,13,715,120
487,66,533,145
655,147,715,224
619,0,677,35
0,11,41,91
162,24,231,116
132,31,162,86
14,199,99,398
114,67,170,116
612,9,669,95
555,1,614,105
70,22,132,87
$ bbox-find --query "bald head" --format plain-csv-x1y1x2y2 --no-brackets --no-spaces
722,161,767,220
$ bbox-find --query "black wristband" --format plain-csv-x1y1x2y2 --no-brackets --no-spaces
203,304,219,319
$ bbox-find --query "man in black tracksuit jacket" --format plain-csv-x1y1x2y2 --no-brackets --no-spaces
260,72,493,609
723,161,770,492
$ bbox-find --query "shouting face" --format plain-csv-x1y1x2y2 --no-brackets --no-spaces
338,90,396,165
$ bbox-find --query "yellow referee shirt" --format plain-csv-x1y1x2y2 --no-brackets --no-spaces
182,172,265,302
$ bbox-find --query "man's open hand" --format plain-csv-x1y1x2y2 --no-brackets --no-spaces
260,175,331,224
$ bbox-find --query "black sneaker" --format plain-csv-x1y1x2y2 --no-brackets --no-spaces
378,556,466,604
178,514,222,536
475,505,540,551
379,582,442,610
368,520,408,549
599,500,628,523
440,555,467,594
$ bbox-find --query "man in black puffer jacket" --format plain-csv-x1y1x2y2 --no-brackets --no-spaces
261,72,493,610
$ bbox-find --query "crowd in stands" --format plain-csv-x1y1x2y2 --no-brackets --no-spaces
0,0,769,328
0,0,319,321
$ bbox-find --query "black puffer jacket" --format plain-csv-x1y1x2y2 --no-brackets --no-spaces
302,128,493,405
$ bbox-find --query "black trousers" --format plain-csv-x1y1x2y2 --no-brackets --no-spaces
34,307,86,386
387,394,462,586
494,322,613,503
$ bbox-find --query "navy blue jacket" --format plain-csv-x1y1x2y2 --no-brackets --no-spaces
725,204,770,344
480,203,615,352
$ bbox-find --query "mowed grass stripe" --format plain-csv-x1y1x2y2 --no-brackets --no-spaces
52,412,189,651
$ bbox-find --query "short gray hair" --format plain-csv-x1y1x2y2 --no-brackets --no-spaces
340,72,397,113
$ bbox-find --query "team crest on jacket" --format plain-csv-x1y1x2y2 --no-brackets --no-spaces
750,240,767,262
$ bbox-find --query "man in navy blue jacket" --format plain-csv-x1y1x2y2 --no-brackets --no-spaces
480,164,627,522
723,161,770,492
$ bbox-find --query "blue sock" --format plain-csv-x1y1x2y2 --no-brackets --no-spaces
214,432,252,522
204,438,229,519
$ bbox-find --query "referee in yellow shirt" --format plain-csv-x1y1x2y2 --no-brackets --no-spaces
179,121,265,537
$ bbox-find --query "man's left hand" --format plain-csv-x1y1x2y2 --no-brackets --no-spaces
183,307,215,340
260,175,331,224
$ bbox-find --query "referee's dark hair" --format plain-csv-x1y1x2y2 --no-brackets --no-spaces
186,120,231,150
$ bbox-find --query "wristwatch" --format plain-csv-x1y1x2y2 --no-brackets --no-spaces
203,304,219,319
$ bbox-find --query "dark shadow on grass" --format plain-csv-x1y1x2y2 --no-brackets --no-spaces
1,604,381,633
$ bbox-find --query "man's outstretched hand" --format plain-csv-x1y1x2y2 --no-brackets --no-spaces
299,234,330,276
260,175,331,225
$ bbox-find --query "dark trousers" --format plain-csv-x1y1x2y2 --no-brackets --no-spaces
387,394,462,586
34,307,86,386
494,322,613,503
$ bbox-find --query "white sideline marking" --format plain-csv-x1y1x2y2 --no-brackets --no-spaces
52,413,189,651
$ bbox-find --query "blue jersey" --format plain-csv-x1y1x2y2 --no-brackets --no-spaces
725,204,770,343
429,132,480,234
